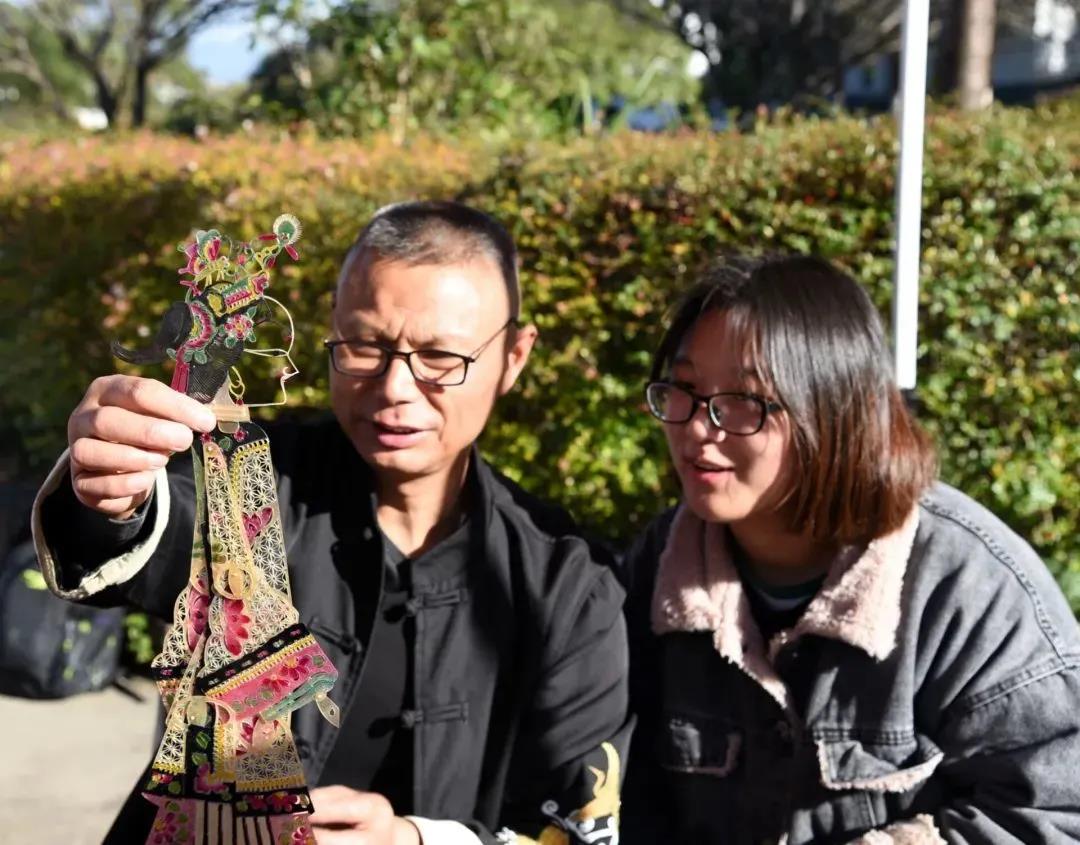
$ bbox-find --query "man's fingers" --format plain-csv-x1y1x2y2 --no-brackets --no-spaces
77,495,145,518
71,469,157,503
310,829,373,845
70,437,169,473
72,405,197,453
88,375,216,432
309,787,392,827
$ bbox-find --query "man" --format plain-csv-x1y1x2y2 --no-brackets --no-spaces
31,201,630,844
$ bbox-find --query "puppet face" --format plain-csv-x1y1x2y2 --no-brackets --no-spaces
112,216,302,406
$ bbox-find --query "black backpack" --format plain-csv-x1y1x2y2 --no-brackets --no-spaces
0,538,125,698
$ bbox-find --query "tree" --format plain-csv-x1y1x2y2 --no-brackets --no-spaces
0,1,251,128
614,0,906,112
956,0,997,110
616,0,1080,113
248,0,697,140
0,3,88,121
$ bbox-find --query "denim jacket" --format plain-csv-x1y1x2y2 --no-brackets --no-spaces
620,483,1080,844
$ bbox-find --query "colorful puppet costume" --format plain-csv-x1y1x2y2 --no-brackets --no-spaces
113,215,339,845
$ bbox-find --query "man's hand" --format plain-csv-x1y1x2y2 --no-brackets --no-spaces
67,374,216,518
309,786,421,845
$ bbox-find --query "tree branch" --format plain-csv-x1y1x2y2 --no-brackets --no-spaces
609,0,680,36
0,5,72,119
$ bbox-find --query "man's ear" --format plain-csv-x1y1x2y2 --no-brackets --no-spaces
498,323,538,396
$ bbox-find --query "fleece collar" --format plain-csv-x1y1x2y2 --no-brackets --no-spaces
651,504,920,711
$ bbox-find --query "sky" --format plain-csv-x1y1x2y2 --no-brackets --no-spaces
186,18,269,86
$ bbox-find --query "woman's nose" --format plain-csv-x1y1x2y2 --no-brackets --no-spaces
686,401,727,442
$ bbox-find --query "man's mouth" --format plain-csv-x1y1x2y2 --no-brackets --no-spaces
374,422,422,434
368,419,430,450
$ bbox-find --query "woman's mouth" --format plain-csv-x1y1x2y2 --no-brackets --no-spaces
686,459,735,484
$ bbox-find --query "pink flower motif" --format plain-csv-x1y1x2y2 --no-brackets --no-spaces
151,809,180,840
243,507,272,542
232,426,247,442
185,587,210,651
199,431,213,444
268,791,297,812
195,762,229,796
224,313,254,340
263,670,291,695
236,719,257,756
279,653,311,684
179,241,200,278
224,599,251,656
250,273,269,293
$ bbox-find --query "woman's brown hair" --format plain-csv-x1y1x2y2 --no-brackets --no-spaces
651,255,937,543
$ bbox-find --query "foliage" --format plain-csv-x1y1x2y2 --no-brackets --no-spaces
246,0,697,140
0,0,246,128
618,0,1080,110
0,101,1077,607
122,609,156,667
0,2,93,120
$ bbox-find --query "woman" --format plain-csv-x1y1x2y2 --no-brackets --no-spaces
620,255,1080,844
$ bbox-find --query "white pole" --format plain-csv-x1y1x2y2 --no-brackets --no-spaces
892,0,931,390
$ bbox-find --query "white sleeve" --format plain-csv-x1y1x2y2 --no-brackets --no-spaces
30,448,170,600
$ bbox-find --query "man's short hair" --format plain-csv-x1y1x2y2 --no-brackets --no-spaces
338,200,520,318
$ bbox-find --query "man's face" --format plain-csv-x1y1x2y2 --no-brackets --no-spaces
330,255,535,483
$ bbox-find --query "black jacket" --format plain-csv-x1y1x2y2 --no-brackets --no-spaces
33,416,631,844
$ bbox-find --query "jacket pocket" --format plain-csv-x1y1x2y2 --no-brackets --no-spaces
658,711,742,777
814,732,943,793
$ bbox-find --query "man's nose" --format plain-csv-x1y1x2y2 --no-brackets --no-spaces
380,354,422,400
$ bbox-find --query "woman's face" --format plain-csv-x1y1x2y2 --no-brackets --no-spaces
663,308,794,527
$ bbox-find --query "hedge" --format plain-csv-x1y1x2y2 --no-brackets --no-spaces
1,101,1077,608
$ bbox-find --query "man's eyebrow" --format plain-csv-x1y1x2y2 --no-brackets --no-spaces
334,320,471,349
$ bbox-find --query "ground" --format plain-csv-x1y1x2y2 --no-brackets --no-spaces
0,677,158,843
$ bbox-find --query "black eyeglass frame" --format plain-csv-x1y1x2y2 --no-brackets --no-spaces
645,381,783,435
325,318,519,387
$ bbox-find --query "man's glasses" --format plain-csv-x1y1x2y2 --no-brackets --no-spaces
645,381,782,435
325,319,518,387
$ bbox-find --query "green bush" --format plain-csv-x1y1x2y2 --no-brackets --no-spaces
1,104,1077,607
